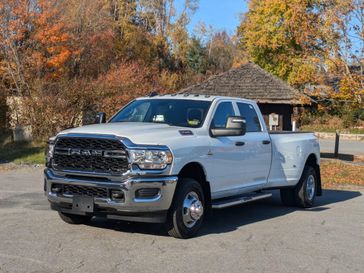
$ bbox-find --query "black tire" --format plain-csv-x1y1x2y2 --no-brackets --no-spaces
58,212,92,225
280,165,317,208
294,165,317,208
166,178,205,239
280,187,295,206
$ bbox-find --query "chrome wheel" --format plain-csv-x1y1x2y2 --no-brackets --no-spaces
306,174,315,201
182,191,204,228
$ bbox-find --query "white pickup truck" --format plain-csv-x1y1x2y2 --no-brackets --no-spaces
44,94,321,238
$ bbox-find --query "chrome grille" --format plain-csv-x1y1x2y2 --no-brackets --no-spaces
53,136,129,174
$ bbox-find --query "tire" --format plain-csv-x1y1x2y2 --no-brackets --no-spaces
280,165,317,208
294,166,317,208
166,178,205,239
58,212,92,225
280,188,295,206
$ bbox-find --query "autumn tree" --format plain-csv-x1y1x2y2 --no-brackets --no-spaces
328,0,364,106
0,0,76,93
237,0,341,86
61,0,117,78
207,31,236,74
238,0,363,127
0,0,244,139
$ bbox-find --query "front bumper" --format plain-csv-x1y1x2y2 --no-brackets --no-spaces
44,169,178,223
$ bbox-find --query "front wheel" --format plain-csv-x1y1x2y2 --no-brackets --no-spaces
166,178,205,239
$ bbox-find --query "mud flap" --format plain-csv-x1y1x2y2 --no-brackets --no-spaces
316,166,322,196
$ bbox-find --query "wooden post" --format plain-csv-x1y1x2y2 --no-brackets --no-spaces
334,130,340,158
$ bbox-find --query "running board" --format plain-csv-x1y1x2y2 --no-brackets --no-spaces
212,192,272,209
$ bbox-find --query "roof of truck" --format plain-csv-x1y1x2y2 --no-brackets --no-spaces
137,93,257,104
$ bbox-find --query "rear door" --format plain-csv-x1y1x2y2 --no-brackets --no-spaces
235,101,272,187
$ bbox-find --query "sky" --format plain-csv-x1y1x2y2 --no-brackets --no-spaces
178,0,248,35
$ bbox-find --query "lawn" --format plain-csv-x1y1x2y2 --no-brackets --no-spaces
0,140,45,165
321,160,364,188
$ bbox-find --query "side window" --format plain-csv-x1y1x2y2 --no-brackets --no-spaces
237,103,262,132
211,102,235,128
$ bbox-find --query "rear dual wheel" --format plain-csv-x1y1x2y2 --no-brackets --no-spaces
280,165,317,208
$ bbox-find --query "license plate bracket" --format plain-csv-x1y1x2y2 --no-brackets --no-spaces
72,196,94,213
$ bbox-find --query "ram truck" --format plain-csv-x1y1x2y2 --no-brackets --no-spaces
44,94,321,238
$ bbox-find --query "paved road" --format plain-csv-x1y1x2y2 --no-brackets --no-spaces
319,139,364,155
0,167,363,273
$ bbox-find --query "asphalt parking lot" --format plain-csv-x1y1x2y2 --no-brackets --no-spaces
0,167,363,273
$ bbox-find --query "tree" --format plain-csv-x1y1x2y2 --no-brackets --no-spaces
0,0,76,95
61,0,117,78
207,31,235,74
187,37,208,73
237,0,341,86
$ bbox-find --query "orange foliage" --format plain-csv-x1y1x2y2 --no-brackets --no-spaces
92,61,164,116
30,0,77,79
331,75,364,105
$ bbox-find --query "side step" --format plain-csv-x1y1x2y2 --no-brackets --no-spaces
212,192,272,209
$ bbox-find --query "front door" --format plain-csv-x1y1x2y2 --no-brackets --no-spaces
206,101,272,199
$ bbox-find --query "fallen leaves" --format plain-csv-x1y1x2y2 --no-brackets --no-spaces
321,160,364,189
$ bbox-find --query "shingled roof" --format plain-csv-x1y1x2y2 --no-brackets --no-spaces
181,62,304,104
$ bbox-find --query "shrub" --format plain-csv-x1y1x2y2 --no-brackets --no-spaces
13,80,98,140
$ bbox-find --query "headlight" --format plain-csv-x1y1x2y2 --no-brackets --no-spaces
129,149,173,170
45,137,56,167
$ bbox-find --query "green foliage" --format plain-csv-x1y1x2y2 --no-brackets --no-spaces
187,38,208,74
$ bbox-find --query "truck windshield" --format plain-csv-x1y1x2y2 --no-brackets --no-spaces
110,99,212,128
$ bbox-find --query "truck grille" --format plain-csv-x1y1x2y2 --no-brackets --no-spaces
52,184,108,198
53,136,129,174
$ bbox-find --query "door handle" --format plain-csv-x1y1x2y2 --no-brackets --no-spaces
235,141,245,146
262,140,271,145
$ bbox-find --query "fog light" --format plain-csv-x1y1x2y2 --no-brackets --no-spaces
111,190,124,200
135,188,160,199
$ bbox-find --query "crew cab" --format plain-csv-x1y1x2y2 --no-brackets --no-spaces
44,94,321,238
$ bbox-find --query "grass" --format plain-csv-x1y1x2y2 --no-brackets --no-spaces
301,125,364,134
321,160,364,188
0,132,45,165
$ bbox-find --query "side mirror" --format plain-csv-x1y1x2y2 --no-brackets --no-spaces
210,116,246,137
95,112,106,124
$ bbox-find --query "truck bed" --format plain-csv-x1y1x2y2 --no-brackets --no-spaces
265,131,320,188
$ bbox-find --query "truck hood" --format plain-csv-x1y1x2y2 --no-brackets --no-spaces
58,122,194,146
